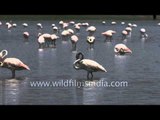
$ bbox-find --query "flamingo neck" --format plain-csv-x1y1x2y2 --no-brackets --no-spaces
76,52,84,60
0,61,4,67
73,59,81,70
0,50,8,59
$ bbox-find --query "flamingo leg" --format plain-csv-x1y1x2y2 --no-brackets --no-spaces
72,43,76,51
92,43,94,49
53,41,56,48
87,72,93,80
11,70,15,78
74,43,77,51
90,44,92,49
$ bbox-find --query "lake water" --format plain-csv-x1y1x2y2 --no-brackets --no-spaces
0,19,160,105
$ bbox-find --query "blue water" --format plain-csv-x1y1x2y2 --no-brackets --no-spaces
0,19,160,105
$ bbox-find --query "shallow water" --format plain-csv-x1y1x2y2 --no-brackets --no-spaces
0,20,160,105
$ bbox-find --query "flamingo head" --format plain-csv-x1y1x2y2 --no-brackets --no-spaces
76,52,84,60
0,50,8,59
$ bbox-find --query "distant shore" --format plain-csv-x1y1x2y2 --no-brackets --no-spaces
0,15,159,21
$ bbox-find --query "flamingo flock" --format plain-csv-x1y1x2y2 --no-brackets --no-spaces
1,19,154,79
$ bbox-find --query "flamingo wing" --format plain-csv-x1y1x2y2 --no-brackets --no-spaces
81,59,107,72
4,58,30,70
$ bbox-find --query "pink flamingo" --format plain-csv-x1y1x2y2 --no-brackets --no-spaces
50,34,59,48
71,35,79,51
102,30,116,42
114,44,132,55
0,50,30,78
121,30,128,40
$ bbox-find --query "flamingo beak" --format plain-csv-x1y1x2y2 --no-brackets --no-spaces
125,48,132,53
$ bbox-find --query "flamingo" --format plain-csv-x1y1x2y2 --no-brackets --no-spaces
121,22,125,25
62,22,69,30
73,52,107,80
127,23,132,27
81,22,89,28
74,23,81,33
121,30,128,40
102,21,106,25
50,34,59,48
6,22,12,30
41,33,52,47
59,20,64,30
61,30,70,41
37,23,43,29
86,26,96,36
71,35,79,51
132,24,137,27
23,32,29,41
87,36,95,49
114,44,132,55
0,50,30,78
140,28,148,39
111,21,116,25
12,23,17,27
69,21,75,25
52,26,58,34
102,30,116,42
125,27,132,37
22,23,28,28
37,35,45,48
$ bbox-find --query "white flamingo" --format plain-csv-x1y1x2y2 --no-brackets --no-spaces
86,26,96,36
0,50,30,78
12,23,17,27
73,52,107,80
52,26,58,34
140,28,148,39
23,32,29,41
22,23,28,28
37,23,43,29
102,21,106,25
86,36,95,49
111,21,116,25
6,22,12,30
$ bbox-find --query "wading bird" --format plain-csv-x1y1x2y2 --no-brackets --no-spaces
114,43,132,55
86,36,95,49
140,28,148,39
23,32,29,41
73,52,107,80
0,50,30,78
71,35,79,51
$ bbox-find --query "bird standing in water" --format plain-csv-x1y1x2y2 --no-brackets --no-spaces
73,52,107,80
0,50,30,78
114,44,132,55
